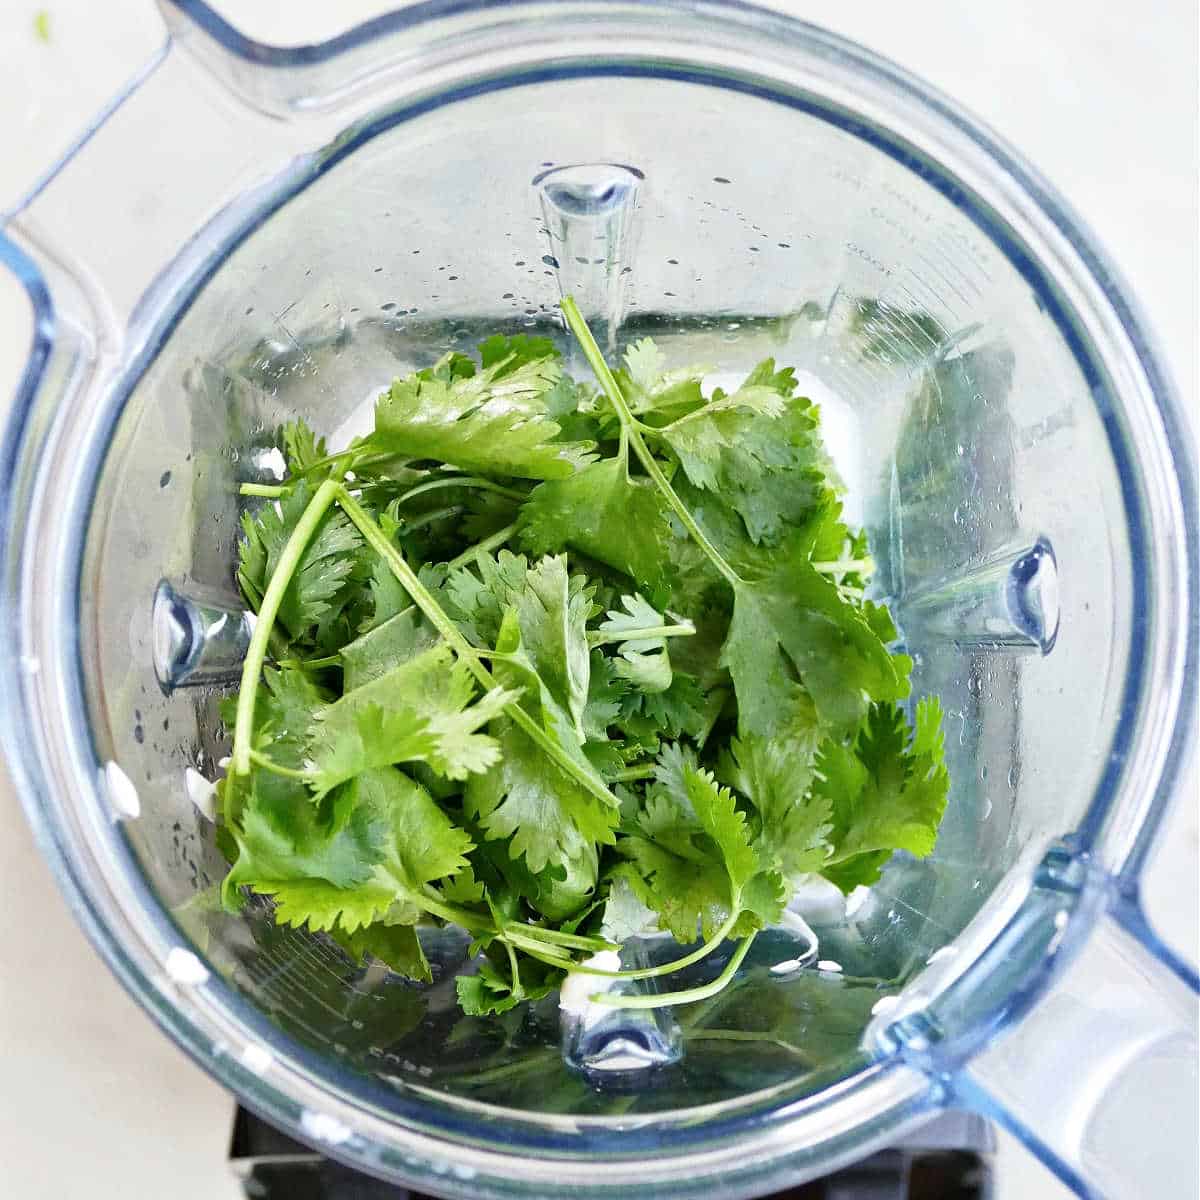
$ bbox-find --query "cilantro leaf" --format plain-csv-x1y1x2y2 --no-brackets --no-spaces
339,606,439,691
306,643,517,794
721,697,832,883
249,767,475,937
619,745,766,942
456,955,562,1016
478,333,559,372
364,555,411,632
618,338,709,423
657,377,788,489
599,867,660,942
815,697,950,889
223,778,385,900
657,365,830,546
447,552,592,736
582,649,628,740
238,479,361,639
282,418,328,476
464,610,619,873
362,765,475,889
617,672,709,743
264,879,400,933
596,593,687,694
722,557,911,738
529,842,599,922
331,923,431,983
457,961,522,1016
368,350,594,480
517,458,675,605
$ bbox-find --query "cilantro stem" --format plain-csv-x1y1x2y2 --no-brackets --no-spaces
695,686,729,750
278,653,341,670
417,890,492,935
248,749,311,781
231,477,340,776
403,504,462,532
240,482,286,498
587,623,695,646
607,762,658,783
297,444,390,478
560,297,742,591
502,937,524,999
334,486,620,813
510,925,617,952
557,909,742,981
395,475,527,506
445,523,517,571
588,934,755,1009
236,571,291,662
502,932,577,970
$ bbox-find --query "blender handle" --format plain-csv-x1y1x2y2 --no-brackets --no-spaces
953,892,1198,1199
1,7,338,356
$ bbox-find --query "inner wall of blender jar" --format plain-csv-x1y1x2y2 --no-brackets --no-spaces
79,74,1131,1118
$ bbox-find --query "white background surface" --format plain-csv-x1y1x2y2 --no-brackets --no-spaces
0,3,1195,1198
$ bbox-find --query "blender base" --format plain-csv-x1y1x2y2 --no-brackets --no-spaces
228,1108,995,1199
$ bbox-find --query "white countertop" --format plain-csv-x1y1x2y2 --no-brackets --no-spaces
0,3,1195,1198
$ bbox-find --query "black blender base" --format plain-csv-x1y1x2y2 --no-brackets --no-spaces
229,1108,994,1199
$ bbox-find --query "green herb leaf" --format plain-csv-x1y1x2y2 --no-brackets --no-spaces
224,778,386,899
618,338,709,422
306,643,518,794
599,868,660,942
464,610,619,873
339,606,439,691
596,593,687,694
618,746,764,942
332,923,431,983
447,552,592,736
722,557,911,738
721,697,832,883
457,961,523,1016
282,418,329,476
816,697,951,889
369,349,594,480
238,479,362,640
517,458,675,605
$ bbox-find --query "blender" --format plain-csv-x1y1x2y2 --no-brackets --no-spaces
0,2,1195,1197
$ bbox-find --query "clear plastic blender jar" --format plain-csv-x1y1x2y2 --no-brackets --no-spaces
0,3,1195,1197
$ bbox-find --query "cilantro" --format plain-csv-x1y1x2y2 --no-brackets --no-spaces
518,458,675,605
463,610,619,873
219,305,950,1019
445,551,593,736
282,419,328,476
816,697,951,890
332,923,431,983
305,643,517,794
722,556,912,738
720,699,832,884
367,345,594,479
237,479,361,642
593,593,692,694
619,745,767,943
